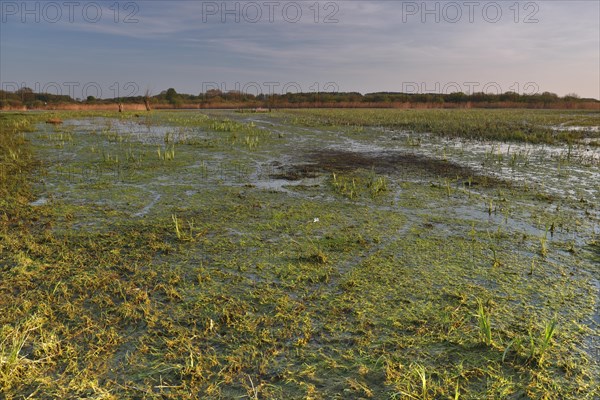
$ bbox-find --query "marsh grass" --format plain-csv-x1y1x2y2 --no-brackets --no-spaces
535,316,558,365
290,238,329,266
331,172,358,199
283,109,600,144
330,170,390,200
529,258,536,275
476,300,493,346
0,315,44,386
540,225,550,257
415,364,429,400
490,246,502,268
486,198,495,216
390,364,430,400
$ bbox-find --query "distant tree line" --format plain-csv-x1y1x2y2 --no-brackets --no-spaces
0,87,73,109
1,87,597,110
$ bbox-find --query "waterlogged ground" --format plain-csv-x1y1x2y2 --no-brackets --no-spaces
2,109,599,398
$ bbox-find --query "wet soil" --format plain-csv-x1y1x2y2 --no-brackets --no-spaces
272,149,505,186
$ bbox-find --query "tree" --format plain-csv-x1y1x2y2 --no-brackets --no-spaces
165,88,178,104
16,87,35,103
205,89,223,99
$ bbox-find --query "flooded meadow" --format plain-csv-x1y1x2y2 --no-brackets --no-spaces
1,109,599,398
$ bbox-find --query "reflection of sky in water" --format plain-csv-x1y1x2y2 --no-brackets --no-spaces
337,128,600,205
58,117,600,207
63,118,201,146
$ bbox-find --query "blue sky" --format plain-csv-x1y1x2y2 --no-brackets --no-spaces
1,1,599,99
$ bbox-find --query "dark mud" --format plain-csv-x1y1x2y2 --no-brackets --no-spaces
272,149,505,186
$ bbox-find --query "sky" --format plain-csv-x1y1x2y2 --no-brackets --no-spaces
1,0,599,99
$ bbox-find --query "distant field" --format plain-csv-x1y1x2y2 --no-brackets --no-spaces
1,109,599,398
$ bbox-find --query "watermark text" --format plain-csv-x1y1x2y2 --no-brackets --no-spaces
401,1,539,23
1,1,139,23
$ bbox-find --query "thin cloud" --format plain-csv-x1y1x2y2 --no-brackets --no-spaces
1,0,598,98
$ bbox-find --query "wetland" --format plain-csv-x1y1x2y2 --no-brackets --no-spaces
1,108,599,399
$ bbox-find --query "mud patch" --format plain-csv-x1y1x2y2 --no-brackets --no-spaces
270,164,320,180
273,149,504,186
